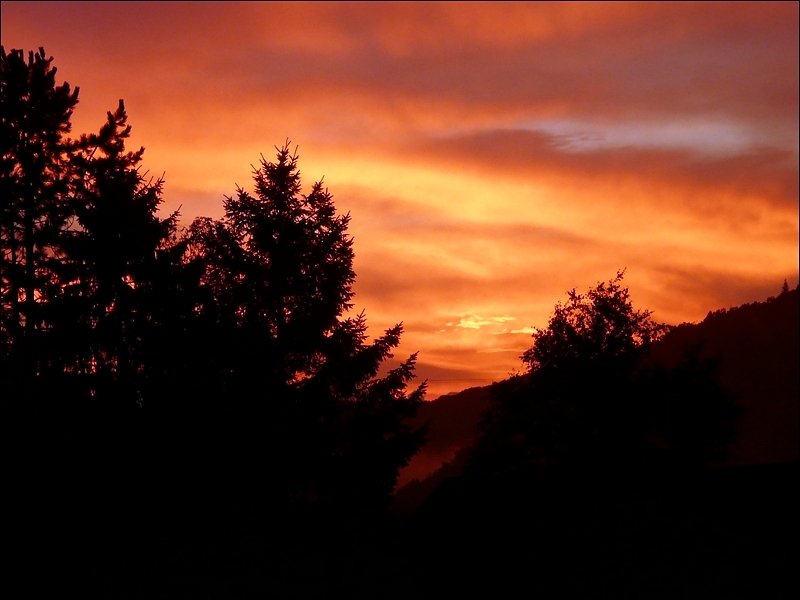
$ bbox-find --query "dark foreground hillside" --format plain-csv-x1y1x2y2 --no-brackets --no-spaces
6,288,797,598
394,462,799,599
381,288,799,598
651,287,799,465
10,458,796,598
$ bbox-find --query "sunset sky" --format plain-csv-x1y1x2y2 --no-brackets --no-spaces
3,1,798,398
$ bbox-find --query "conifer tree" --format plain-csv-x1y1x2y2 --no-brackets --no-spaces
0,47,79,392
189,143,426,511
61,100,180,407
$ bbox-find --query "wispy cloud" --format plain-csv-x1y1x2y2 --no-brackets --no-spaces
445,315,516,330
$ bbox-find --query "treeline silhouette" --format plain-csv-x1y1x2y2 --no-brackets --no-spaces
3,47,425,596
469,270,740,478
394,282,796,599
3,48,796,598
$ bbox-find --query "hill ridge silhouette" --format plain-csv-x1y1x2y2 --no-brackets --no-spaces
396,286,799,503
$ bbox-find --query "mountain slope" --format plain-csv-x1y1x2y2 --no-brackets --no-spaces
651,286,799,465
397,287,799,497
396,383,493,488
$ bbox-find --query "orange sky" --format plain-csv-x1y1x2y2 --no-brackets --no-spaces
3,1,798,399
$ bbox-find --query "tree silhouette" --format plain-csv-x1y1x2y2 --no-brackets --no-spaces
188,144,355,392
1,46,79,398
472,271,735,475
187,143,426,514
2,48,429,592
58,99,180,408
522,270,666,373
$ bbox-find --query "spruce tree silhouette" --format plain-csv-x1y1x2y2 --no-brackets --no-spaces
188,144,356,395
1,46,79,404
187,143,426,518
59,99,181,411
164,145,429,597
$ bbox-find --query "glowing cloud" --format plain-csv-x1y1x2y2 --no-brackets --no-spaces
445,315,517,330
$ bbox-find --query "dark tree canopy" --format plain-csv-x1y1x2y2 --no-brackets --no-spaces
189,144,355,389
58,100,180,407
1,46,79,385
522,270,666,373
471,271,736,474
3,50,427,571
186,143,426,511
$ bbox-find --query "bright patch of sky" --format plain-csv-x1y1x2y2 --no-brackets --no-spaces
522,118,757,155
505,327,536,335
446,314,516,330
